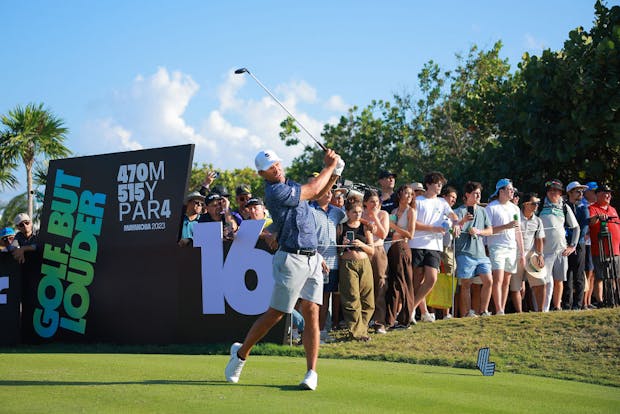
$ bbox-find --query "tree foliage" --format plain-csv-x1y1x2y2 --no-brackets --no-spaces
490,0,620,191
281,2,619,198
187,163,264,210
0,103,70,217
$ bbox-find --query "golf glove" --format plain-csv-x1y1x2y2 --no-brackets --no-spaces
334,158,345,176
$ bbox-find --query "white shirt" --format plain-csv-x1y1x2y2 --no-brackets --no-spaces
410,196,453,251
485,200,520,248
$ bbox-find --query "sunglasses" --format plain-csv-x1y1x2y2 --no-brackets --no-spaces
192,200,204,206
17,221,31,228
1,236,13,242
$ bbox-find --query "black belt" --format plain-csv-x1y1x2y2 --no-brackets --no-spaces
280,246,317,256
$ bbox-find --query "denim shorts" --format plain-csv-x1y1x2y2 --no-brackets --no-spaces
456,254,492,279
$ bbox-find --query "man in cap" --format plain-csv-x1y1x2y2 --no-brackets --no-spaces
485,178,524,315
199,193,238,241
509,193,546,312
246,197,277,252
378,170,398,213
539,179,579,311
0,227,19,253
564,181,590,309
411,182,425,196
225,148,344,390
178,192,204,247
211,185,243,226
588,184,620,306
11,213,39,264
235,184,254,220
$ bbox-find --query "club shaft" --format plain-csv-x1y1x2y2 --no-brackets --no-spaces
244,70,327,151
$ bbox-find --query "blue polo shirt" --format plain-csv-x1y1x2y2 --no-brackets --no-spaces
265,178,318,250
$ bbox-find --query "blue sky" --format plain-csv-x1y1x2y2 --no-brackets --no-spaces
0,1,611,203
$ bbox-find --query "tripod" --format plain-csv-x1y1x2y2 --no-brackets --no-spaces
597,219,620,307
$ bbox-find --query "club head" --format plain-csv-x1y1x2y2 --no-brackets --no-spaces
234,68,248,75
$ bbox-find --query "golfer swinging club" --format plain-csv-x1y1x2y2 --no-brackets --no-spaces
225,147,344,390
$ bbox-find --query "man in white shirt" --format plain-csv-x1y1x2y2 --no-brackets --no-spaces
410,172,460,322
485,178,524,315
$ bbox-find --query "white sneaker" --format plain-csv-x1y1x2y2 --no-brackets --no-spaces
420,312,435,323
496,310,505,316
465,309,478,318
480,311,492,317
443,313,453,320
299,369,318,390
225,342,245,383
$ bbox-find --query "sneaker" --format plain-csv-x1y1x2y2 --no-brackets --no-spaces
443,313,453,320
480,311,492,317
225,342,245,383
465,309,478,318
375,326,387,334
299,369,318,390
420,312,435,323
320,330,335,343
496,310,505,316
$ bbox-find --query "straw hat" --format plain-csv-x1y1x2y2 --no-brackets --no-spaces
525,251,545,279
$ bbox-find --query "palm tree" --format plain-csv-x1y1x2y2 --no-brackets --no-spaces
0,103,71,217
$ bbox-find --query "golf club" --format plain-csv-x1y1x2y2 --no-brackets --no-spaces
234,67,327,151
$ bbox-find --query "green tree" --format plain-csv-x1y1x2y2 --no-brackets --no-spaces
280,42,514,192
491,1,620,191
0,103,71,217
187,163,264,210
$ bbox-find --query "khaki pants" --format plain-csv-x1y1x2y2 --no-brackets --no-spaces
339,257,375,339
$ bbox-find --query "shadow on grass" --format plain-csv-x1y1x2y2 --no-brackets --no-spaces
0,379,302,391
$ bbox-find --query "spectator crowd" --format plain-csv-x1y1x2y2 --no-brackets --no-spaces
176,167,620,343
4,167,617,344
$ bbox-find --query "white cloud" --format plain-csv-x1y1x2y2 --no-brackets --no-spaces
324,95,349,112
79,67,345,172
83,118,143,153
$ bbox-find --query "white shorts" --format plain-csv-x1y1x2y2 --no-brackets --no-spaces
270,250,323,313
488,245,518,274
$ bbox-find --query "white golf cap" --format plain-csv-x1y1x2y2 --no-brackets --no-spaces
566,181,588,192
255,149,281,171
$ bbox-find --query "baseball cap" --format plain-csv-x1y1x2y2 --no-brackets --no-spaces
13,213,31,226
566,181,588,192
0,227,16,238
212,185,230,198
585,181,598,191
205,193,222,205
235,185,252,196
378,170,397,179
490,178,512,198
255,149,282,171
245,197,264,207
545,179,564,192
